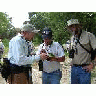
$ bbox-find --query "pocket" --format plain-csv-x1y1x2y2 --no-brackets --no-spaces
56,70,62,78
82,66,89,73
59,71,62,78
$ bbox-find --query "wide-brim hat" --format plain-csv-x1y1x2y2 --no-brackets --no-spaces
67,19,80,27
21,24,40,33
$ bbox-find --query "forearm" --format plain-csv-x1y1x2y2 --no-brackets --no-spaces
51,56,65,62
56,56,65,62
18,55,40,65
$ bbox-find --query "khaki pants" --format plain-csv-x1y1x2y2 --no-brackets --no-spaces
8,72,28,84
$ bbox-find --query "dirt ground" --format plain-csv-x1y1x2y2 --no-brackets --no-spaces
0,57,71,84
32,57,71,84
0,57,96,84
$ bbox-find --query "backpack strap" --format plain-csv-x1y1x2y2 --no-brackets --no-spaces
78,31,91,54
78,40,91,53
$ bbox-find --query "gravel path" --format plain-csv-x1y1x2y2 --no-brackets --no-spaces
0,73,7,84
32,57,72,84
0,59,96,84
32,58,96,84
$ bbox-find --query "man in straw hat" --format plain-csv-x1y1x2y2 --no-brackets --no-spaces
8,24,48,84
67,19,96,84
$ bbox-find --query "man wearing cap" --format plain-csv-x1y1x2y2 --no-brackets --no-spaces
8,24,48,84
36,27,65,84
67,19,96,84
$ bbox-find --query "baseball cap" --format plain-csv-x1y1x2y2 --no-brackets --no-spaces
21,24,40,33
42,27,52,39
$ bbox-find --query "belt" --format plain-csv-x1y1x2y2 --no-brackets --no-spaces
9,63,31,74
73,64,89,67
43,69,60,73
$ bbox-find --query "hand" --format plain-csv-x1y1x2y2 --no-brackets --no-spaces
70,62,73,66
40,49,46,54
82,62,94,72
40,53,48,60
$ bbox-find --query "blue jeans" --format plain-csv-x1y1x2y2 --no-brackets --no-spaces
71,65,91,84
42,70,62,84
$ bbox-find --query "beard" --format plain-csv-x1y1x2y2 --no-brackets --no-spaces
72,30,78,35
72,28,81,36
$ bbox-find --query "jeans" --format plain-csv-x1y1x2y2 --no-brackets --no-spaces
71,65,91,84
42,69,62,84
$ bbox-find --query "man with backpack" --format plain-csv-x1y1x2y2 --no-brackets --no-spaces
67,19,96,84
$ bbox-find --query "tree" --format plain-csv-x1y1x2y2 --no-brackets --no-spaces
29,12,50,32
28,12,96,45
0,12,16,39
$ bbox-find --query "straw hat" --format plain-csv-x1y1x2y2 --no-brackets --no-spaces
67,19,79,27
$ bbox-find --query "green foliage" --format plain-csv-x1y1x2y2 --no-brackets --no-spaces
28,12,96,45
48,53,55,57
29,12,50,32
0,12,16,39
2,38,9,58
2,38,9,47
32,33,42,46
48,12,71,44
64,51,69,57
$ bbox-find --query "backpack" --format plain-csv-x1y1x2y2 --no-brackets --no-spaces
1,58,11,81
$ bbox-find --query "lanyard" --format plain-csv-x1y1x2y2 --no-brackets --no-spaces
42,42,53,54
73,37,78,54
27,41,31,56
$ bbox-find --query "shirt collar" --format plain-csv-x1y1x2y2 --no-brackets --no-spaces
44,41,53,48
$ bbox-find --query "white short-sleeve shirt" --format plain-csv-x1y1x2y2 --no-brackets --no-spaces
36,42,65,73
